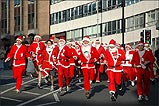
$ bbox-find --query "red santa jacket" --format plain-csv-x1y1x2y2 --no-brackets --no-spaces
104,48,126,72
78,45,99,69
6,44,30,67
69,47,78,66
122,50,135,67
96,45,105,65
57,45,72,68
39,46,59,70
131,50,155,69
27,41,45,62
146,48,155,71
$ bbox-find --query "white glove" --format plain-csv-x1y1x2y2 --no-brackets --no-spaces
141,64,146,69
4,58,10,62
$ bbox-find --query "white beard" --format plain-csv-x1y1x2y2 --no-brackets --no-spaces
109,47,117,52
95,44,100,50
46,46,53,52
144,47,148,50
59,42,65,47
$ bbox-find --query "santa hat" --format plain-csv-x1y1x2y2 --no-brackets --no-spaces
138,41,144,46
125,43,132,48
16,36,23,42
109,39,116,47
144,42,149,46
83,35,90,42
34,34,41,40
59,37,65,42
54,42,58,46
49,36,54,42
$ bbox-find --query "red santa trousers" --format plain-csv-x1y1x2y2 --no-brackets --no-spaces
82,68,95,91
69,65,75,78
136,67,150,96
58,65,69,88
95,64,104,81
123,66,136,81
107,70,122,92
149,64,155,80
12,66,25,90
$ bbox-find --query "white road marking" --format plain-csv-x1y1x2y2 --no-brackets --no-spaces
0,78,38,95
0,96,22,102
17,89,60,106
1,82,16,86
42,87,50,90
22,91,40,96
53,93,60,102
35,102,57,106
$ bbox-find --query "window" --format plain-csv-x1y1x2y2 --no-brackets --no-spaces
102,19,122,36
75,7,79,19
147,9,159,26
92,2,96,14
50,14,54,25
88,3,92,15
125,0,142,6
83,4,88,16
66,9,71,21
126,13,144,32
71,8,75,20
79,6,83,18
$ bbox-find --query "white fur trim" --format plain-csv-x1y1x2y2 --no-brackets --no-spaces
83,37,90,42
109,44,115,47
34,35,41,39
16,38,22,41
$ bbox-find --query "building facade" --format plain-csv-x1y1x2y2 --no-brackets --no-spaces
50,0,159,49
0,0,50,40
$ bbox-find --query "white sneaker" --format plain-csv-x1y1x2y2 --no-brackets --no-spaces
16,89,20,93
96,80,100,83
107,80,110,83
44,78,48,84
66,86,70,92
50,86,54,91
58,87,62,92
138,95,143,101
90,80,92,84
131,81,135,87
145,96,149,101
79,79,81,83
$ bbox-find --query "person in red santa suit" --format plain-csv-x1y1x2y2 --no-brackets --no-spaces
38,39,59,91
131,42,155,101
144,42,155,83
94,39,105,83
56,37,72,93
74,42,82,82
5,36,31,93
28,34,45,89
66,41,78,85
122,43,136,87
78,36,99,99
104,39,125,101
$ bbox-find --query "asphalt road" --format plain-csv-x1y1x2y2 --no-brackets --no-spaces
0,69,159,106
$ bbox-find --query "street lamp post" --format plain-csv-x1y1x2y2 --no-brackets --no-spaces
96,0,99,39
122,0,125,49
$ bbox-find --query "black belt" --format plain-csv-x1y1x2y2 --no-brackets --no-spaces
82,62,94,64
13,58,23,60
109,65,121,68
